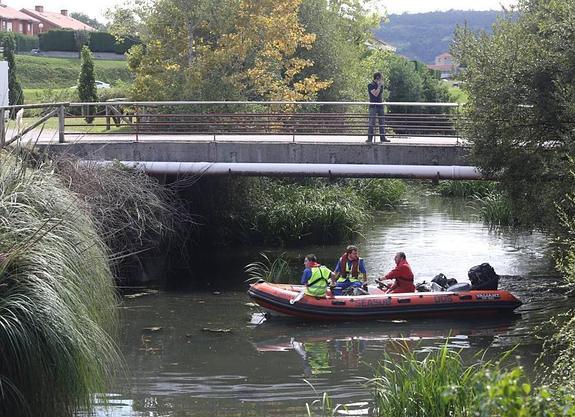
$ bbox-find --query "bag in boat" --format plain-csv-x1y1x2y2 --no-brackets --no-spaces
468,263,499,290
431,273,457,290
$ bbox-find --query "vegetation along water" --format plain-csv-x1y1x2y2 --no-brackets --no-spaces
3,0,575,415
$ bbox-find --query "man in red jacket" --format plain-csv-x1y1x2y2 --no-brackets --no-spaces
377,252,415,294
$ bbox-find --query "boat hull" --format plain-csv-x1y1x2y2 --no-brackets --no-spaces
247,282,522,321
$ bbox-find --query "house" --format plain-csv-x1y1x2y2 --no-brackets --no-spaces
427,52,459,79
21,5,95,35
0,2,39,35
367,37,397,53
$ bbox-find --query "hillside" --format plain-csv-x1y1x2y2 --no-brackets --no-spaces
375,10,505,63
15,55,132,89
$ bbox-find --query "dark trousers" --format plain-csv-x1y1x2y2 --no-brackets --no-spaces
367,105,385,142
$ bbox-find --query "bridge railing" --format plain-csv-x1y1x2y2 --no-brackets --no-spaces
1,101,464,145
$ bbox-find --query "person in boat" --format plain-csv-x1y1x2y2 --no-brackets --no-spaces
376,252,415,294
301,254,334,298
332,245,367,295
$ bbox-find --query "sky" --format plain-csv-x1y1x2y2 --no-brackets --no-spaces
12,0,518,22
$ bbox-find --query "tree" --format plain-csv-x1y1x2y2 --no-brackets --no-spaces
452,0,575,228
2,34,24,109
77,45,97,123
70,12,106,31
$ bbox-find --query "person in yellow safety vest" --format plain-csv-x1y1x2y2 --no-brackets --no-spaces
300,254,334,297
332,245,367,295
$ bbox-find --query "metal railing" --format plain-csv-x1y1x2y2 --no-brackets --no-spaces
0,101,464,146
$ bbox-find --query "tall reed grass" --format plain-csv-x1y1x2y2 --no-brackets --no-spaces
347,178,407,210
0,151,120,417
476,191,516,226
435,180,496,198
368,343,575,417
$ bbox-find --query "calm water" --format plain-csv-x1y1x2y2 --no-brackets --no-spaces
96,195,570,417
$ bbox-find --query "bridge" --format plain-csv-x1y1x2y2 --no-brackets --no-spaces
0,101,480,179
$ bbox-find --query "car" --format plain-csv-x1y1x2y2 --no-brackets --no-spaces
70,80,111,90
95,80,111,89
30,48,40,55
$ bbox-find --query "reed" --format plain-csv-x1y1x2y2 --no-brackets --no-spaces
435,180,496,198
476,191,515,226
0,151,120,417
347,179,407,210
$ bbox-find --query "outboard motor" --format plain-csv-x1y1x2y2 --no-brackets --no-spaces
468,263,499,290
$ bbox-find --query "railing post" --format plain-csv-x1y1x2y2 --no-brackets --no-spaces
135,105,139,142
58,105,65,143
0,108,5,148
105,104,110,131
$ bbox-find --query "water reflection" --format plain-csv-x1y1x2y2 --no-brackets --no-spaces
99,195,571,417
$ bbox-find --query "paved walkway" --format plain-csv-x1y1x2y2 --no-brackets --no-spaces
15,128,466,146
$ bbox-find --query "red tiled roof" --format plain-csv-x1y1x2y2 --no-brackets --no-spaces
0,4,39,21
427,64,457,72
21,8,95,31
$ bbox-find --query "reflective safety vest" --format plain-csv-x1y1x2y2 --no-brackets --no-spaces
336,257,363,284
306,266,331,297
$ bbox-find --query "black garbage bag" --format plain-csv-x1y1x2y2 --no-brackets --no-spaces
468,263,499,290
431,273,449,289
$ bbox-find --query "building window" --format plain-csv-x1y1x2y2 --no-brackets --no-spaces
6,21,12,32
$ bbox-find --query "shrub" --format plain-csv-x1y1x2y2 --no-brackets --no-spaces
39,29,76,52
436,180,496,198
0,151,120,417
0,32,38,52
348,179,407,210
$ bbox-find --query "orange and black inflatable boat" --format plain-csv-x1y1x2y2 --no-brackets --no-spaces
247,281,522,320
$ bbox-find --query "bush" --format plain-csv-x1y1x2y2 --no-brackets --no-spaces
0,32,38,52
39,30,76,52
0,151,120,417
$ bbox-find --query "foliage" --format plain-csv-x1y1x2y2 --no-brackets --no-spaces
0,151,120,417
182,177,375,246
452,0,575,229
54,159,186,270
3,34,24,107
70,12,107,31
297,0,383,102
245,252,290,283
16,55,131,89
348,178,406,210
39,30,77,52
435,180,496,198
375,10,503,63
475,191,516,226
0,32,38,52
77,46,97,122
370,343,575,417
387,54,454,113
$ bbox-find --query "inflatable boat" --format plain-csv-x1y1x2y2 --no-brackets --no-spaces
247,281,522,321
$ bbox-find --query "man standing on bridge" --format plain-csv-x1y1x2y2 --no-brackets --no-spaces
367,72,389,143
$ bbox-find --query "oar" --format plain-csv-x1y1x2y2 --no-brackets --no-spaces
289,288,306,304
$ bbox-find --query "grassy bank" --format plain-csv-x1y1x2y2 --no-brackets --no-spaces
0,151,120,416
16,55,132,89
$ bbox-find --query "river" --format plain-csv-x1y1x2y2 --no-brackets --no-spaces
95,195,570,417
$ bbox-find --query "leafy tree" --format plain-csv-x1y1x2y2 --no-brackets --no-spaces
298,0,384,102
452,0,575,228
78,45,97,123
2,34,24,108
70,12,107,31
207,0,331,101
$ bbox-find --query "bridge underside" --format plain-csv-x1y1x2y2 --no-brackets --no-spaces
36,140,481,179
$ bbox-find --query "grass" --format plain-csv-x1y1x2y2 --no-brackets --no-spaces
476,191,515,226
435,180,496,198
0,150,120,417
307,343,575,416
16,55,132,89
